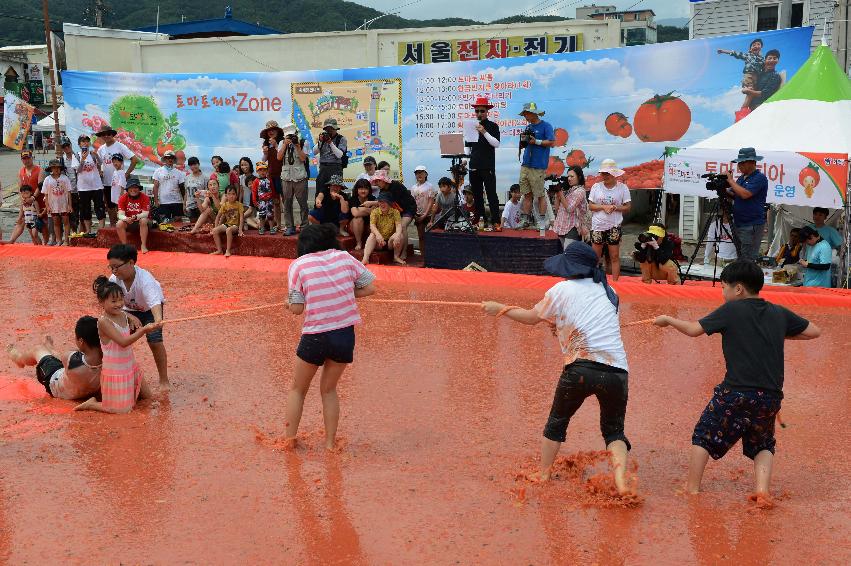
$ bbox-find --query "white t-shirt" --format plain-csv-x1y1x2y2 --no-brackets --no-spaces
502,199,523,228
534,279,628,371
111,170,127,204
49,351,102,400
184,171,207,209
152,166,186,205
98,141,135,186
74,152,102,192
109,266,165,312
588,182,631,232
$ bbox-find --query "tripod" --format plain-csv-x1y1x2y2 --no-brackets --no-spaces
682,195,742,285
426,154,475,234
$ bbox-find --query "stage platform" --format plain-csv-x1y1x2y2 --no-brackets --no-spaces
423,228,562,275
68,224,419,266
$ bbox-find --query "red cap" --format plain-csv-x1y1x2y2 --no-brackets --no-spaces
471,96,494,109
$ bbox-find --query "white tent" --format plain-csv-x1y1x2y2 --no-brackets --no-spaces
32,105,65,133
685,42,851,284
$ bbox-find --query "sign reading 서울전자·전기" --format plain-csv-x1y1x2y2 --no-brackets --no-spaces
398,34,582,65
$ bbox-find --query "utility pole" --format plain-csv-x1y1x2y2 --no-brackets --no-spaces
42,0,61,157
94,0,105,27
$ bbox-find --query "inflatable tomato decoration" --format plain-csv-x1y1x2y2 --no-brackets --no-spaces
633,93,691,142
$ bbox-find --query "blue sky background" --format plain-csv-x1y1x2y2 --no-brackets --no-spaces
63,26,813,182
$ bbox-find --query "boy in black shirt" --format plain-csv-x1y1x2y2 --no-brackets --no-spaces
653,261,820,500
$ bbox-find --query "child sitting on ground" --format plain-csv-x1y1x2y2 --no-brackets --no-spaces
285,223,377,450
251,161,277,235
7,316,102,400
310,174,350,228
362,193,404,265
116,177,151,253
190,178,221,235
653,261,820,504
775,227,802,267
75,277,160,413
7,185,43,245
211,185,244,257
501,184,523,229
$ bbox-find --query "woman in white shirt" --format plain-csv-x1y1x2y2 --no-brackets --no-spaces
588,159,631,281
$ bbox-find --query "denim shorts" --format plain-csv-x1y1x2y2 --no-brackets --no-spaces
296,325,355,366
127,308,164,344
692,385,781,460
544,359,630,449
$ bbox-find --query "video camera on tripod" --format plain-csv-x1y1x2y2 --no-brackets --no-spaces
701,172,730,193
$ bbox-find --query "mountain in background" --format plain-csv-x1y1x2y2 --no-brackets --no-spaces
0,0,687,47
657,17,690,28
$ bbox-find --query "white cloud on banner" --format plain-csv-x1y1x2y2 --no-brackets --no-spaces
479,57,642,93
684,86,743,115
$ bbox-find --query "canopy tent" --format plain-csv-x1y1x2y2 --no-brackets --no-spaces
671,42,851,285
32,106,65,133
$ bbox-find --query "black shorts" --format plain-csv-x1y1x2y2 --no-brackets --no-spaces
543,359,630,449
155,203,184,222
693,385,781,460
296,326,355,366
36,355,63,397
270,176,283,196
186,207,201,221
127,308,164,344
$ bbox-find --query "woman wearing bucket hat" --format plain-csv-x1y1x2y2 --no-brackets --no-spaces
482,241,633,495
411,165,436,253
588,159,632,281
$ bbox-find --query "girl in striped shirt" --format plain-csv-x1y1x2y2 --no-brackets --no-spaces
74,276,160,413
285,224,376,450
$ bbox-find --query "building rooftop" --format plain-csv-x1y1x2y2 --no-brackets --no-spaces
136,9,281,38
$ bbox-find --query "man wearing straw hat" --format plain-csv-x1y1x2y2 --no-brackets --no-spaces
517,102,555,230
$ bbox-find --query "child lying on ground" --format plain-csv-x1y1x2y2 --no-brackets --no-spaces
653,261,820,501
7,316,102,400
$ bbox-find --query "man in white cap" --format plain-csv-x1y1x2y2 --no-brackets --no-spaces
313,117,348,197
518,102,555,230
96,126,141,227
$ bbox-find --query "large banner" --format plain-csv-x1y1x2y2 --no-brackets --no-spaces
2,92,35,150
62,27,813,187
664,148,848,208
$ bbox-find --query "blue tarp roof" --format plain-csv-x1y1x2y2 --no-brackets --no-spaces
136,17,281,37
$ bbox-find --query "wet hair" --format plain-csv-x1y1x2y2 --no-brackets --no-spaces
354,178,372,192
187,156,200,166
799,226,820,241
75,315,100,349
106,243,138,263
20,184,33,194
766,49,780,59
225,185,238,194
565,165,586,187
813,207,829,216
93,275,124,302
239,157,254,174
719,261,764,295
377,160,391,171
297,223,340,257
750,38,763,48
438,176,455,188
218,161,231,174
508,183,520,194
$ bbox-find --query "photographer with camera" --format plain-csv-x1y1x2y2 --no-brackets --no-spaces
632,224,681,285
517,102,555,230
724,147,768,262
465,97,501,231
279,123,309,236
313,118,348,197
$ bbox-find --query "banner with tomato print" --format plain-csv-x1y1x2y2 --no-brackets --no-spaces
62,27,813,186
664,147,848,209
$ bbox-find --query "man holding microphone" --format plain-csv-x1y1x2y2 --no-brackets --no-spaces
465,96,501,231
